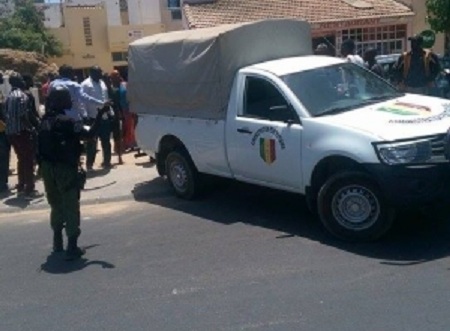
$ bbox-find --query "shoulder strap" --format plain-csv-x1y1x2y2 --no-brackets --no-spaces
403,52,411,79
424,50,432,76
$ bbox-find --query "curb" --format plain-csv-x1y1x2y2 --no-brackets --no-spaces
0,187,173,214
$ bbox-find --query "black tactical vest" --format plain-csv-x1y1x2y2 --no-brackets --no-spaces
38,114,83,166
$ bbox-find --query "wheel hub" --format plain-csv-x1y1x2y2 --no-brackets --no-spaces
332,185,380,231
170,163,188,191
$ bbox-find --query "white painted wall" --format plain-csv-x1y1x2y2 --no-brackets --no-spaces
128,0,161,25
41,0,162,27
65,0,121,25
39,4,63,29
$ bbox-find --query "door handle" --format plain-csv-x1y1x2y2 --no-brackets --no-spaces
237,127,253,134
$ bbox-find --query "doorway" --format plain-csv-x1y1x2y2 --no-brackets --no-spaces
313,35,336,56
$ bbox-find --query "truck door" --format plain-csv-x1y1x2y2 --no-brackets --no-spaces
226,75,303,190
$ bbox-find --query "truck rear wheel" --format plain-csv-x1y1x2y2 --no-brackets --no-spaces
165,150,202,200
317,171,395,242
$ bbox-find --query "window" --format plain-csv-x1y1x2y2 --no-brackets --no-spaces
167,0,180,8
83,17,92,46
243,77,298,123
171,9,182,20
119,0,129,24
111,52,128,62
338,24,407,55
167,0,182,20
119,0,128,11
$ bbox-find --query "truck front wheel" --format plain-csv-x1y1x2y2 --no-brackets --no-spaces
317,172,395,242
165,150,201,200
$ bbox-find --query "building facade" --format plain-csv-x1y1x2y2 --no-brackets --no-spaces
39,0,164,78
311,18,411,56
181,0,447,56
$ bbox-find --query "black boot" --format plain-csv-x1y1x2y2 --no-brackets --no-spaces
65,236,85,261
53,230,63,253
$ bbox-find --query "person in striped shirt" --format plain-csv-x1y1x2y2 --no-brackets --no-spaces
0,72,11,194
4,73,38,198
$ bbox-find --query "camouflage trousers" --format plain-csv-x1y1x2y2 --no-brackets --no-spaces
41,161,81,238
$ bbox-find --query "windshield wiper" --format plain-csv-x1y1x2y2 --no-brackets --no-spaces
315,105,355,117
362,94,402,103
352,95,400,108
314,94,402,117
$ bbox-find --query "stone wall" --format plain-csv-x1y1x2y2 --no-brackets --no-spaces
0,49,58,84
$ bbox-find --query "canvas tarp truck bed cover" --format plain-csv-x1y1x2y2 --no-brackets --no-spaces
128,19,312,120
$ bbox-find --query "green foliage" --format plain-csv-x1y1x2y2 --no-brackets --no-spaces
426,0,450,33
426,0,450,54
0,0,62,57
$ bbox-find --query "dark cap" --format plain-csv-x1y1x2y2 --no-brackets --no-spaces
408,34,424,44
342,39,356,49
47,85,72,112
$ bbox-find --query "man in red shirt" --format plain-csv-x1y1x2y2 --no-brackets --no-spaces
41,72,56,103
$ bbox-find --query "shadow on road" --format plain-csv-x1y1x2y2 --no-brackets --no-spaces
132,177,450,265
86,168,111,179
83,181,117,192
2,195,45,209
0,190,14,199
135,161,156,168
39,245,115,274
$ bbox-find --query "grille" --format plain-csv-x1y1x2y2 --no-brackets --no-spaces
430,133,447,162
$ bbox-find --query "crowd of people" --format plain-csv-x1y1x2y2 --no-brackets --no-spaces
0,64,141,260
315,35,441,95
0,65,139,198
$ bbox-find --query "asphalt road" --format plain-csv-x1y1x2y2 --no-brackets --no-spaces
1,181,450,331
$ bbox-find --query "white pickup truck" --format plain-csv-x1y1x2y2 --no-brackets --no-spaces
128,19,450,241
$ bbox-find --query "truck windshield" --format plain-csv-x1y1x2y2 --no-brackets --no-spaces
281,63,403,117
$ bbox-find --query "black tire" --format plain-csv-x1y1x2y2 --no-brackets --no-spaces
317,171,395,242
305,190,318,216
155,153,165,177
165,150,202,200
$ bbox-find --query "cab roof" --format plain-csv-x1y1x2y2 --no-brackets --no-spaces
245,56,345,76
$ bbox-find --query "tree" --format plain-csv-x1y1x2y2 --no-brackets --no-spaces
0,0,62,57
426,0,450,54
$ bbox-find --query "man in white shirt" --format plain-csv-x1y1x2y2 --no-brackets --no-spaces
81,66,113,169
341,39,365,67
48,65,106,120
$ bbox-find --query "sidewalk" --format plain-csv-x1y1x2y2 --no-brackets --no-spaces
0,149,170,213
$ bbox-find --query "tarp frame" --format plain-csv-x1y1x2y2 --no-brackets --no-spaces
128,19,312,120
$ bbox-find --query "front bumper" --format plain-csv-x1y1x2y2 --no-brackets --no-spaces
364,163,450,207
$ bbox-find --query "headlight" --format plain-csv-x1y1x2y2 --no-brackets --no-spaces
375,140,432,165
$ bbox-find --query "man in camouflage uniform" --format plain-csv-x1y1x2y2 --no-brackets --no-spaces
39,86,105,260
